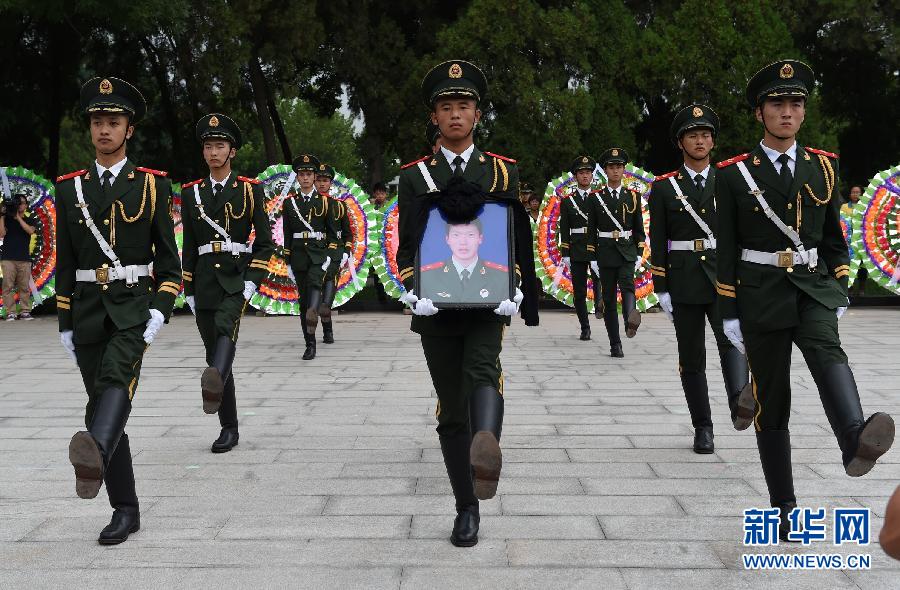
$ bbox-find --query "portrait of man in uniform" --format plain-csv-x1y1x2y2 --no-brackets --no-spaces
417,203,513,307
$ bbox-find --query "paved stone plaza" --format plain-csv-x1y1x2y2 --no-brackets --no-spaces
0,307,898,589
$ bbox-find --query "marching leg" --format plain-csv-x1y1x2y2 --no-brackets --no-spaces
469,385,504,501
201,335,236,414
98,433,139,544
69,386,131,499
756,430,797,542
440,431,479,547
212,375,239,453
320,278,337,344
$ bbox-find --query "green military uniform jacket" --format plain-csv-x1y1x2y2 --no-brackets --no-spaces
558,188,597,262
326,196,353,275
592,185,645,267
420,257,510,304
180,173,274,310
55,161,181,344
397,146,519,336
649,166,718,304
282,191,338,272
716,144,848,332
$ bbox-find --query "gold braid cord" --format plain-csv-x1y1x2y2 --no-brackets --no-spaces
111,172,155,247
224,182,251,233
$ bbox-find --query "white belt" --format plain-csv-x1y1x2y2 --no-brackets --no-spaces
570,227,587,234
669,238,716,252
741,247,818,268
75,265,150,285
598,230,632,239
198,241,251,255
293,231,325,240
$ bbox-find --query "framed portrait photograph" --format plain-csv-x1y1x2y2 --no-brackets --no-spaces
415,202,515,309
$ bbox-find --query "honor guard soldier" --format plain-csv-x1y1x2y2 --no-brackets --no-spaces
317,163,350,344
559,156,598,340
649,104,753,454
592,148,645,357
180,114,274,453
282,154,339,360
397,60,539,547
716,60,895,539
56,77,181,544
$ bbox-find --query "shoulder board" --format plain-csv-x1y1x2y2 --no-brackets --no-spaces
400,155,430,170
805,147,839,159
484,151,516,163
181,179,203,189
237,175,262,185
715,153,749,169
420,261,445,272
654,170,678,181
135,166,168,177
56,169,87,183
483,260,509,272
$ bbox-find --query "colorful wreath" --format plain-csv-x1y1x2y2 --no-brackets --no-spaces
852,164,900,295
534,164,658,312
371,197,403,299
169,182,187,308
0,166,56,314
252,165,376,314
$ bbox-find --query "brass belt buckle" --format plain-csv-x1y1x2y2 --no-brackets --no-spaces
776,251,794,268
95,267,110,284
612,230,620,239
693,239,705,252
212,241,223,253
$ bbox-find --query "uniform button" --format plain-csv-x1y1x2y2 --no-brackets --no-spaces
102,285,109,291
78,219,83,224
700,255,706,261
787,203,793,209
787,267,794,273
754,207,759,211
215,263,221,268
103,219,109,225
701,209,706,213
737,279,741,285
787,225,794,230
214,234,220,238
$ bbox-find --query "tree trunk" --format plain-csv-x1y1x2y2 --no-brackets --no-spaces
360,131,384,188
263,83,292,163
141,37,185,177
248,49,278,165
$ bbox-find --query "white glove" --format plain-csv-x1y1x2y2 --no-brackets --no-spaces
723,318,745,355
321,256,332,272
186,295,196,315
340,252,350,269
60,330,76,363
590,261,600,276
836,306,847,320
286,266,295,282
399,290,419,309
635,256,643,271
412,298,439,316
242,281,257,301
562,256,571,269
657,291,674,321
143,308,165,345
494,288,524,316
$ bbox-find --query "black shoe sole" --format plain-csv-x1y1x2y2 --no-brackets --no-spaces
450,535,478,547
201,367,223,414
211,440,239,454
471,431,501,500
625,309,641,338
732,382,755,431
69,431,103,499
846,413,895,477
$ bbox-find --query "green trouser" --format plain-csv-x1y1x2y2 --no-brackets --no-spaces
195,291,247,429
420,322,504,437
672,300,731,373
597,263,633,345
744,291,848,431
569,261,590,329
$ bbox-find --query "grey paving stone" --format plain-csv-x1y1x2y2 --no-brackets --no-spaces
507,539,723,568
400,567,627,589
411,515,603,540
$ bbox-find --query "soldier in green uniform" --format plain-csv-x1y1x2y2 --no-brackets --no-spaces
559,156,598,340
282,154,338,360
180,113,274,453
56,77,181,544
592,148,644,357
649,104,754,454
317,163,351,344
717,60,895,539
396,60,539,547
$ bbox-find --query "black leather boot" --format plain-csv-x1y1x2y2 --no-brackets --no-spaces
469,385,504,501
69,387,131,499
212,376,239,453
756,430,798,542
439,432,479,547
720,347,753,431
202,335,236,414
319,279,336,344
603,306,622,357
579,327,591,341
814,363,895,477
593,281,602,319
305,284,323,336
681,371,714,454
300,316,316,360
622,290,641,338
99,433,140,544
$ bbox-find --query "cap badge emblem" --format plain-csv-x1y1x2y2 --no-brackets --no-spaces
780,63,794,79
99,79,113,95
449,63,463,79
582,156,588,163
303,155,310,163
611,149,619,157
692,106,703,117
209,115,219,127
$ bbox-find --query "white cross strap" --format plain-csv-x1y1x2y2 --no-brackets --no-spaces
667,176,715,243
289,196,318,234
74,176,131,282
417,162,439,193
597,189,626,234
567,191,590,222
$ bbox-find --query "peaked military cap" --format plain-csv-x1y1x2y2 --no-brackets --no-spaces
316,163,335,179
519,182,534,194
292,154,321,172
422,60,487,107
425,119,441,146
599,148,628,167
195,113,242,149
670,104,719,144
746,59,815,108
571,155,597,175
80,76,146,122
